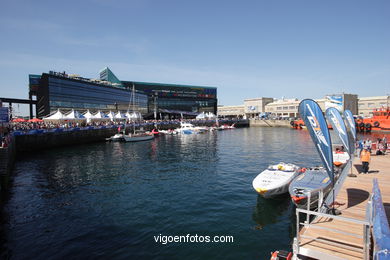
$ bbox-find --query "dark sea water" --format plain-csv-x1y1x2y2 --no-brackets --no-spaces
1,127,326,260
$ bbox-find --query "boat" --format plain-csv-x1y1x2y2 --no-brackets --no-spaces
289,167,333,209
151,128,160,136
123,130,154,142
356,107,390,132
176,122,206,134
252,162,302,198
332,150,350,167
290,118,332,130
290,119,305,129
106,133,124,142
159,129,178,135
288,100,337,210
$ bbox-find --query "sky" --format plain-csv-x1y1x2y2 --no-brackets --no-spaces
0,0,389,115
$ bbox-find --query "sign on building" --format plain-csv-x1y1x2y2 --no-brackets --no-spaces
325,95,343,112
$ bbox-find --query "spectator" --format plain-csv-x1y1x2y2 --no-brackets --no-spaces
360,148,371,174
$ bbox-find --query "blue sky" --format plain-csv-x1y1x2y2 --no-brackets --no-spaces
1,0,389,115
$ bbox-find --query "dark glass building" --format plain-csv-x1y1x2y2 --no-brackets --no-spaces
122,81,217,118
30,68,217,119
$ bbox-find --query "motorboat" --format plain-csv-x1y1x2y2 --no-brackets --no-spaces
176,122,206,134
159,129,178,135
252,162,302,198
289,167,333,209
106,133,124,142
332,151,350,167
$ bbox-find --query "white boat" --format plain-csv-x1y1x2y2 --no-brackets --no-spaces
176,122,206,134
252,162,301,198
123,131,154,142
106,133,124,141
159,129,178,135
332,151,350,167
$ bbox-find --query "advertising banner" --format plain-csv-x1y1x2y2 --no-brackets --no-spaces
325,95,343,112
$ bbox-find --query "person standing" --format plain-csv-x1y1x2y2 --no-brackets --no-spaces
383,136,388,154
360,148,371,174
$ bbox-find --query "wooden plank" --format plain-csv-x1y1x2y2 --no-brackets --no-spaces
298,153,390,259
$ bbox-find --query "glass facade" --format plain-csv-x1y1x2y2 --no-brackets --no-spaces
34,69,217,118
37,74,148,117
123,81,217,114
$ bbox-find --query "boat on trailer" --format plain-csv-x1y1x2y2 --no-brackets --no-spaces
252,162,302,198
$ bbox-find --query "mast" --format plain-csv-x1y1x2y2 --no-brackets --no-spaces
133,84,136,134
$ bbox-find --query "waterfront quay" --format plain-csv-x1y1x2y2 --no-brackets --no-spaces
11,118,248,152
294,153,390,259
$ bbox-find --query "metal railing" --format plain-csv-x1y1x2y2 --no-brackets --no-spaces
372,179,390,260
293,182,373,259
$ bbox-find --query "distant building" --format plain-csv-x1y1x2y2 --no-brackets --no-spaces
217,105,245,118
243,97,274,118
264,94,358,119
358,95,389,117
265,98,300,118
30,67,217,119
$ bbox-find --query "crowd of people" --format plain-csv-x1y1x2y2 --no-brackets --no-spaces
357,137,388,155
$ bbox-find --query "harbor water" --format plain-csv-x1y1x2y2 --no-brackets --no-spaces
2,127,328,259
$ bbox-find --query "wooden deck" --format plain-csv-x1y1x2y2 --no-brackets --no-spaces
297,153,390,260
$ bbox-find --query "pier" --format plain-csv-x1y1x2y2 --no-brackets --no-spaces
294,154,390,260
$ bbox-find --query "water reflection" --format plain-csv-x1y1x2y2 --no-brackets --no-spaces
2,127,332,259
252,194,292,230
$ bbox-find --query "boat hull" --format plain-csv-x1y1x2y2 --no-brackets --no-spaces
252,163,301,198
289,168,332,210
123,135,154,142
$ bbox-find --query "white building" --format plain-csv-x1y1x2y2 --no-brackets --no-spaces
217,105,245,118
358,96,390,117
243,97,274,118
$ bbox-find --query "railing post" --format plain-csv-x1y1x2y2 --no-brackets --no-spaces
318,190,323,212
296,209,300,253
306,192,311,223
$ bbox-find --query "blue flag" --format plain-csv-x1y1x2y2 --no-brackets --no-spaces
326,107,350,154
343,110,356,141
299,99,334,183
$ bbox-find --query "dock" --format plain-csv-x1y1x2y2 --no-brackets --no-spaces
294,153,390,260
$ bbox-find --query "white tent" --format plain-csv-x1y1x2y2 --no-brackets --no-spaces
126,111,142,121
206,112,217,119
107,111,116,121
196,112,206,119
93,111,110,120
64,110,86,121
115,111,126,120
83,110,94,123
43,109,65,121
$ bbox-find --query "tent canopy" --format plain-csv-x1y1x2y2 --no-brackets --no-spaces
11,118,26,122
28,118,43,122
43,109,65,120
64,110,86,120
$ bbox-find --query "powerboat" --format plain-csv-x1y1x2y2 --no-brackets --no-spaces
289,167,333,209
106,133,124,142
332,151,350,167
176,122,206,134
252,162,302,198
